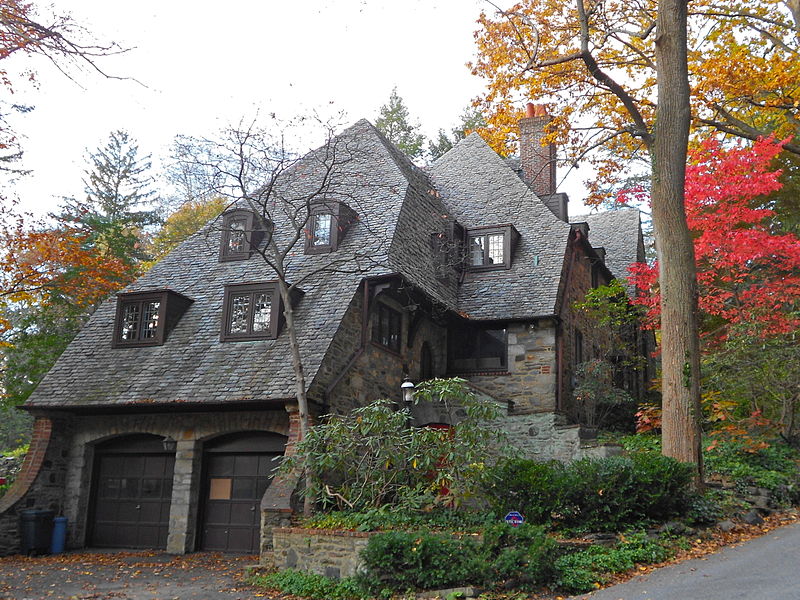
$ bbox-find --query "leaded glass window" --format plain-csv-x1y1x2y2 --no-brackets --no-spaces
226,218,247,254
113,290,193,348
372,302,402,353
310,213,332,247
465,226,518,270
488,234,504,264
117,299,162,343
221,283,280,341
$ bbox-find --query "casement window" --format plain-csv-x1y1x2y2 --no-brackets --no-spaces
113,290,194,348
448,325,507,373
371,302,402,353
304,201,358,254
219,209,266,262
221,282,282,341
575,329,584,365
466,225,520,271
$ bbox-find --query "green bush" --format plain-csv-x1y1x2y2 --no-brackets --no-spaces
704,440,800,497
481,523,558,586
302,507,495,533
554,532,674,593
359,531,483,592
250,569,369,600
480,458,566,524
482,454,694,533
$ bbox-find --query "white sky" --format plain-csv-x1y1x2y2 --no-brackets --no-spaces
5,0,590,217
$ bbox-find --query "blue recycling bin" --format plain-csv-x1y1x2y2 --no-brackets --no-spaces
50,516,67,554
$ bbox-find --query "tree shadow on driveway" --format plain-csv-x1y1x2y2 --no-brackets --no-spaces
0,550,273,600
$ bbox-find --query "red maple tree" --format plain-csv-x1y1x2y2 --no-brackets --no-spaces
628,137,800,340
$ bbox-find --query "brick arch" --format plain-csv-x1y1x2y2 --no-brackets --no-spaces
0,417,53,515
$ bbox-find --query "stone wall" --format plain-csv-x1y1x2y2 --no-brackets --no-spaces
0,414,74,556
273,527,372,579
464,321,558,414
499,412,620,463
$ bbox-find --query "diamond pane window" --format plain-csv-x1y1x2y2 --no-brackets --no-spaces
220,209,266,262
311,213,332,247
113,290,193,348
221,283,280,341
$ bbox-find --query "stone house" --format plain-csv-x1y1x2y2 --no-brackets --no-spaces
0,107,647,556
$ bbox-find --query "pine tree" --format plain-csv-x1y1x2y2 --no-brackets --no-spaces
428,107,486,161
375,88,426,160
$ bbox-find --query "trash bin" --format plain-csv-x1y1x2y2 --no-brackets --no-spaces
19,509,54,555
50,516,68,554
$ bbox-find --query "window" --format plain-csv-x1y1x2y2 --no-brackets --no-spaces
448,325,507,372
575,329,584,365
113,290,193,348
219,209,265,262
465,225,520,271
372,302,402,353
304,201,358,254
221,282,281,341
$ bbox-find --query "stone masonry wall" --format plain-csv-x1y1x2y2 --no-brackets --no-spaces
273,527,374,580
464,321,558,414
63,409,289,554
0,414,74,556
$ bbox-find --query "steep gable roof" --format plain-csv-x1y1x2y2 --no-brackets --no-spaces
25,120,451,410
576,209,644,282
429,133,572,319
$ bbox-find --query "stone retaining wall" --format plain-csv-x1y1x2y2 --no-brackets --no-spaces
272,527,373,579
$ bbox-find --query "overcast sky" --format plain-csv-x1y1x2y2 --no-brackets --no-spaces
5,0,589,217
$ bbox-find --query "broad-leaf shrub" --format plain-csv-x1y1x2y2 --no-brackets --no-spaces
480,523,557,585
281,378,508,511
250,569,369,600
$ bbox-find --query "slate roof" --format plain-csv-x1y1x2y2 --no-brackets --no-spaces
26,120,453,409
429,133,572,320
25,121,638,409
573,209,644,282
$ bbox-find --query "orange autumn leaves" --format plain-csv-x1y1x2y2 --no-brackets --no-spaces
0,206,130,337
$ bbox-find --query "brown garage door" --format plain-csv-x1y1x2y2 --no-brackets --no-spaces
89,434,175,549
199,431,286,553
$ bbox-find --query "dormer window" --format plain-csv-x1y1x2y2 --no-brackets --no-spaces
466,225,520,271
113,290,193,348
304,201,358,254
219,209,265,262
221,282,281,341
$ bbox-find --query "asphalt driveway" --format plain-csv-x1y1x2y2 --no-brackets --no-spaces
0,550,272,600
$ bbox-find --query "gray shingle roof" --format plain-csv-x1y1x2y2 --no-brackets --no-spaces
429,133,571,319
573,209,644,282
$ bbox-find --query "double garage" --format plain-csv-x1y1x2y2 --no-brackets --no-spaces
69,411,291,555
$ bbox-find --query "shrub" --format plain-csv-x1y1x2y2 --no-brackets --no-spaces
250,569,369,600
481,454,694,533
359,531,483,592
302,507,495,533
554,532,674,593
704,439,800,496
480,458,565,525
481,523,558,586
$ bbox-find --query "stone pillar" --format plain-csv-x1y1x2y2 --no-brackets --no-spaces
166,437,200,554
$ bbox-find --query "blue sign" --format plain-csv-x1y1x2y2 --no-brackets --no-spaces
504,511,524,527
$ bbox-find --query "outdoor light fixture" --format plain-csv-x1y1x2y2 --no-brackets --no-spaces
162,436,177,452
401,377,415,406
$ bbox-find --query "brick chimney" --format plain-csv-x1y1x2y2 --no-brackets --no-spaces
519,103,568,221
519,102,556,197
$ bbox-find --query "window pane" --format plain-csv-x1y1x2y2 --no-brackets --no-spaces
229,294,251,334
469,236,485,266
487,234,505,265
477,329,507,369
141,301,160,339
120,303,140,341
311,213,332,246
252,293,272,332
227,218,247,253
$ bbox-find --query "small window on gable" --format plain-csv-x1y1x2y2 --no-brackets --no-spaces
466,225,520,271
304,201,358,254
371,301,402,353
219,209,265,262
113,289,193,348
221,282,282,341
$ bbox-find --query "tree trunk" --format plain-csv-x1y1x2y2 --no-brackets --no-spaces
278,279,314,514
651,0,703,486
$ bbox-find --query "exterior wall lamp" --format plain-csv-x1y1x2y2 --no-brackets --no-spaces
401,377,415,407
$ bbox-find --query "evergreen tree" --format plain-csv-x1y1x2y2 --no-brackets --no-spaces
428,107,487,161
375,88,426,160
59,130,161,272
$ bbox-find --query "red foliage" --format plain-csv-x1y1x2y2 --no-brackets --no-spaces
628,137,800,339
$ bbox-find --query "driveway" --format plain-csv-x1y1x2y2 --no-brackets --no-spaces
0,550,273,600
570,520,800,600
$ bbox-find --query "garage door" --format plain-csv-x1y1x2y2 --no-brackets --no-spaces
199,431,286,553
89,434,175,549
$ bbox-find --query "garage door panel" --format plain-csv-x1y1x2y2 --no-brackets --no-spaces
228,503,257,525
204,502,231,524
234,455,259,475
90,448,175,550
